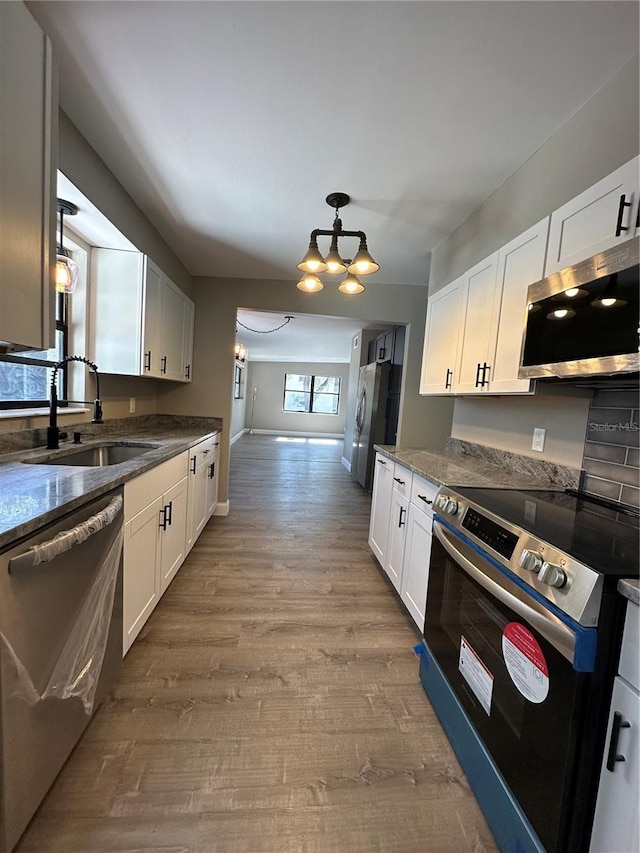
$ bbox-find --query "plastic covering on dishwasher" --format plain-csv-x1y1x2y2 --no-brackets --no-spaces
0,522,123,715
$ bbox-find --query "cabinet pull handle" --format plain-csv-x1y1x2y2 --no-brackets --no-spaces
185,364,191,379
159,506,168,531
636,203,640,230
418,495,433,505
475,362,483,388
144,351,151,371
398,506,406,528
160,355,167,374
606,711,631,772
481,362,490,387
615,194,632,236
209,461,215,479
190,455,197,474
166,500,173,527
378,459,387,466
203,448,210,455
393,477,405,485
445,368,452,390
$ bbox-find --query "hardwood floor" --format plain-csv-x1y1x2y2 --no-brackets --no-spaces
16,435,497,852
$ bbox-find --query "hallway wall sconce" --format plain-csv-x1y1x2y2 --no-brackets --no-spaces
55,199,80,294
234,342,247,361
296,193,378,295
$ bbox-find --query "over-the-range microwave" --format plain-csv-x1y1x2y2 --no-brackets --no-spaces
519,241,639,379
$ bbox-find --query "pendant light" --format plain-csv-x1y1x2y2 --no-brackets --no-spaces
56,199,80,294
296,193,378,294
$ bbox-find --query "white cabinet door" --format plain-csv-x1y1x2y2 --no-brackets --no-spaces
368,454,393,565
546,157,639,275
420,276,465,394
159,277,187,381
385,489,409,593
454,252,499,393
206,447,220,520
590,676,640,853
123,496,163,653
141,259,163,377
400,503,433,630
159,475,188,594
0,2,55,352
183,298,195,382
488,217,549,394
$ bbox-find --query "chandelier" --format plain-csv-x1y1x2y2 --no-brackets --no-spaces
296,193,379,295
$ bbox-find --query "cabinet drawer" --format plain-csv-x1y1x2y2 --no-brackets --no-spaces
410,475,439,514
125,451,189,520
391,464,412,497
619,601,639,691
188,433,220,473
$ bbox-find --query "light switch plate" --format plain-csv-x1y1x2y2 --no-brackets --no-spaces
129,397,136,414
532,427,546,452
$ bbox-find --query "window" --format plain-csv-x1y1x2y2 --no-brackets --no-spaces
234,363,243,399
0,292,69,409
283,374,341,414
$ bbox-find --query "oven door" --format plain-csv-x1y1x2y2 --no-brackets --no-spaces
423,518,596,853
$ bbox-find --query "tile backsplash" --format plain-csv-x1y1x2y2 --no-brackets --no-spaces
581,388,639,508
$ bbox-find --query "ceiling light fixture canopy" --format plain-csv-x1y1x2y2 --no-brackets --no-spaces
296,193,378,294
56,199,80,294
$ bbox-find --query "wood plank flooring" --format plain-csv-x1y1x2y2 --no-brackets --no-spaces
16,435,497,852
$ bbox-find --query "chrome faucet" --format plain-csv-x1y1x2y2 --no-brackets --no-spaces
47,356,103,449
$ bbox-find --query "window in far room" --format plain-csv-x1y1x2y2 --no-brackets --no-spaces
283,374,341,414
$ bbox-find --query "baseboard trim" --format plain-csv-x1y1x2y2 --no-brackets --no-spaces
248,429,344,439
230,429,247,445
214,500,230,517
341,456,352,472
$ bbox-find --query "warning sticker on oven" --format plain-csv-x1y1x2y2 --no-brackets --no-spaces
459,635,494,715
502,622,549,703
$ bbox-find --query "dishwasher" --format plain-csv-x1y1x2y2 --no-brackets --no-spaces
0,487,124,853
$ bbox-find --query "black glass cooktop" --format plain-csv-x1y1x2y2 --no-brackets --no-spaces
452,487,639,579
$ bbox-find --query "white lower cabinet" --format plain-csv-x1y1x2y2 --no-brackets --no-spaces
123,452,189,654
590,599,639,852
186,433,220,554
368,453,394,565
369,456,438,629
400,501,433,630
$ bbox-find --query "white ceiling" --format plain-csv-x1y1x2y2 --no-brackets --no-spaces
236,309,370,362
30,1,639,289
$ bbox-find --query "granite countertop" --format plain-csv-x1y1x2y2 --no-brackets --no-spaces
0,415,222,549
618,579,640,606
373,440,580,490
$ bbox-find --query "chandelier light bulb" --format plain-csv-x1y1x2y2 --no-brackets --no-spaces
547,307,575,320
347,239,379,276
338,273,365,295
325,241,346,275
297,236,328,274
296,273,324,293
55,254,79,293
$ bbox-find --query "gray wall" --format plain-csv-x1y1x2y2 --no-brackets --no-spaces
429,55,639,469
245,361,350,436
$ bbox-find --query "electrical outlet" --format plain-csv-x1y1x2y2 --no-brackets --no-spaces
129,397,136,414
532,427,546,452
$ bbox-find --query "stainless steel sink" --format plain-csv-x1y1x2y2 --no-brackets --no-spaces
24,443,158,467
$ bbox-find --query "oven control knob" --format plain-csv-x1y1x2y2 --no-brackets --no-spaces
538,561,567,589
435,494,449,511
444,499,459,516
519,549,543,573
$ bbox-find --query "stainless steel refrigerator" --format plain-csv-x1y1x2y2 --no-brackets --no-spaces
351,362,391,490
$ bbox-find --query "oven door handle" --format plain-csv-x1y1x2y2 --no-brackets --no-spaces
434,521,578,665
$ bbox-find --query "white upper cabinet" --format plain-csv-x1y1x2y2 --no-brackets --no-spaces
0,2,56,352
488,217,550,394
545,156,640,275
92,248,194,382
419,276,465,394
454,251,500,393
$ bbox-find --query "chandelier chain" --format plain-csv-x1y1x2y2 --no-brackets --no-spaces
237,316,293,334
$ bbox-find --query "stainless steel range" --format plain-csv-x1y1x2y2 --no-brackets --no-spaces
417,485,639,853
